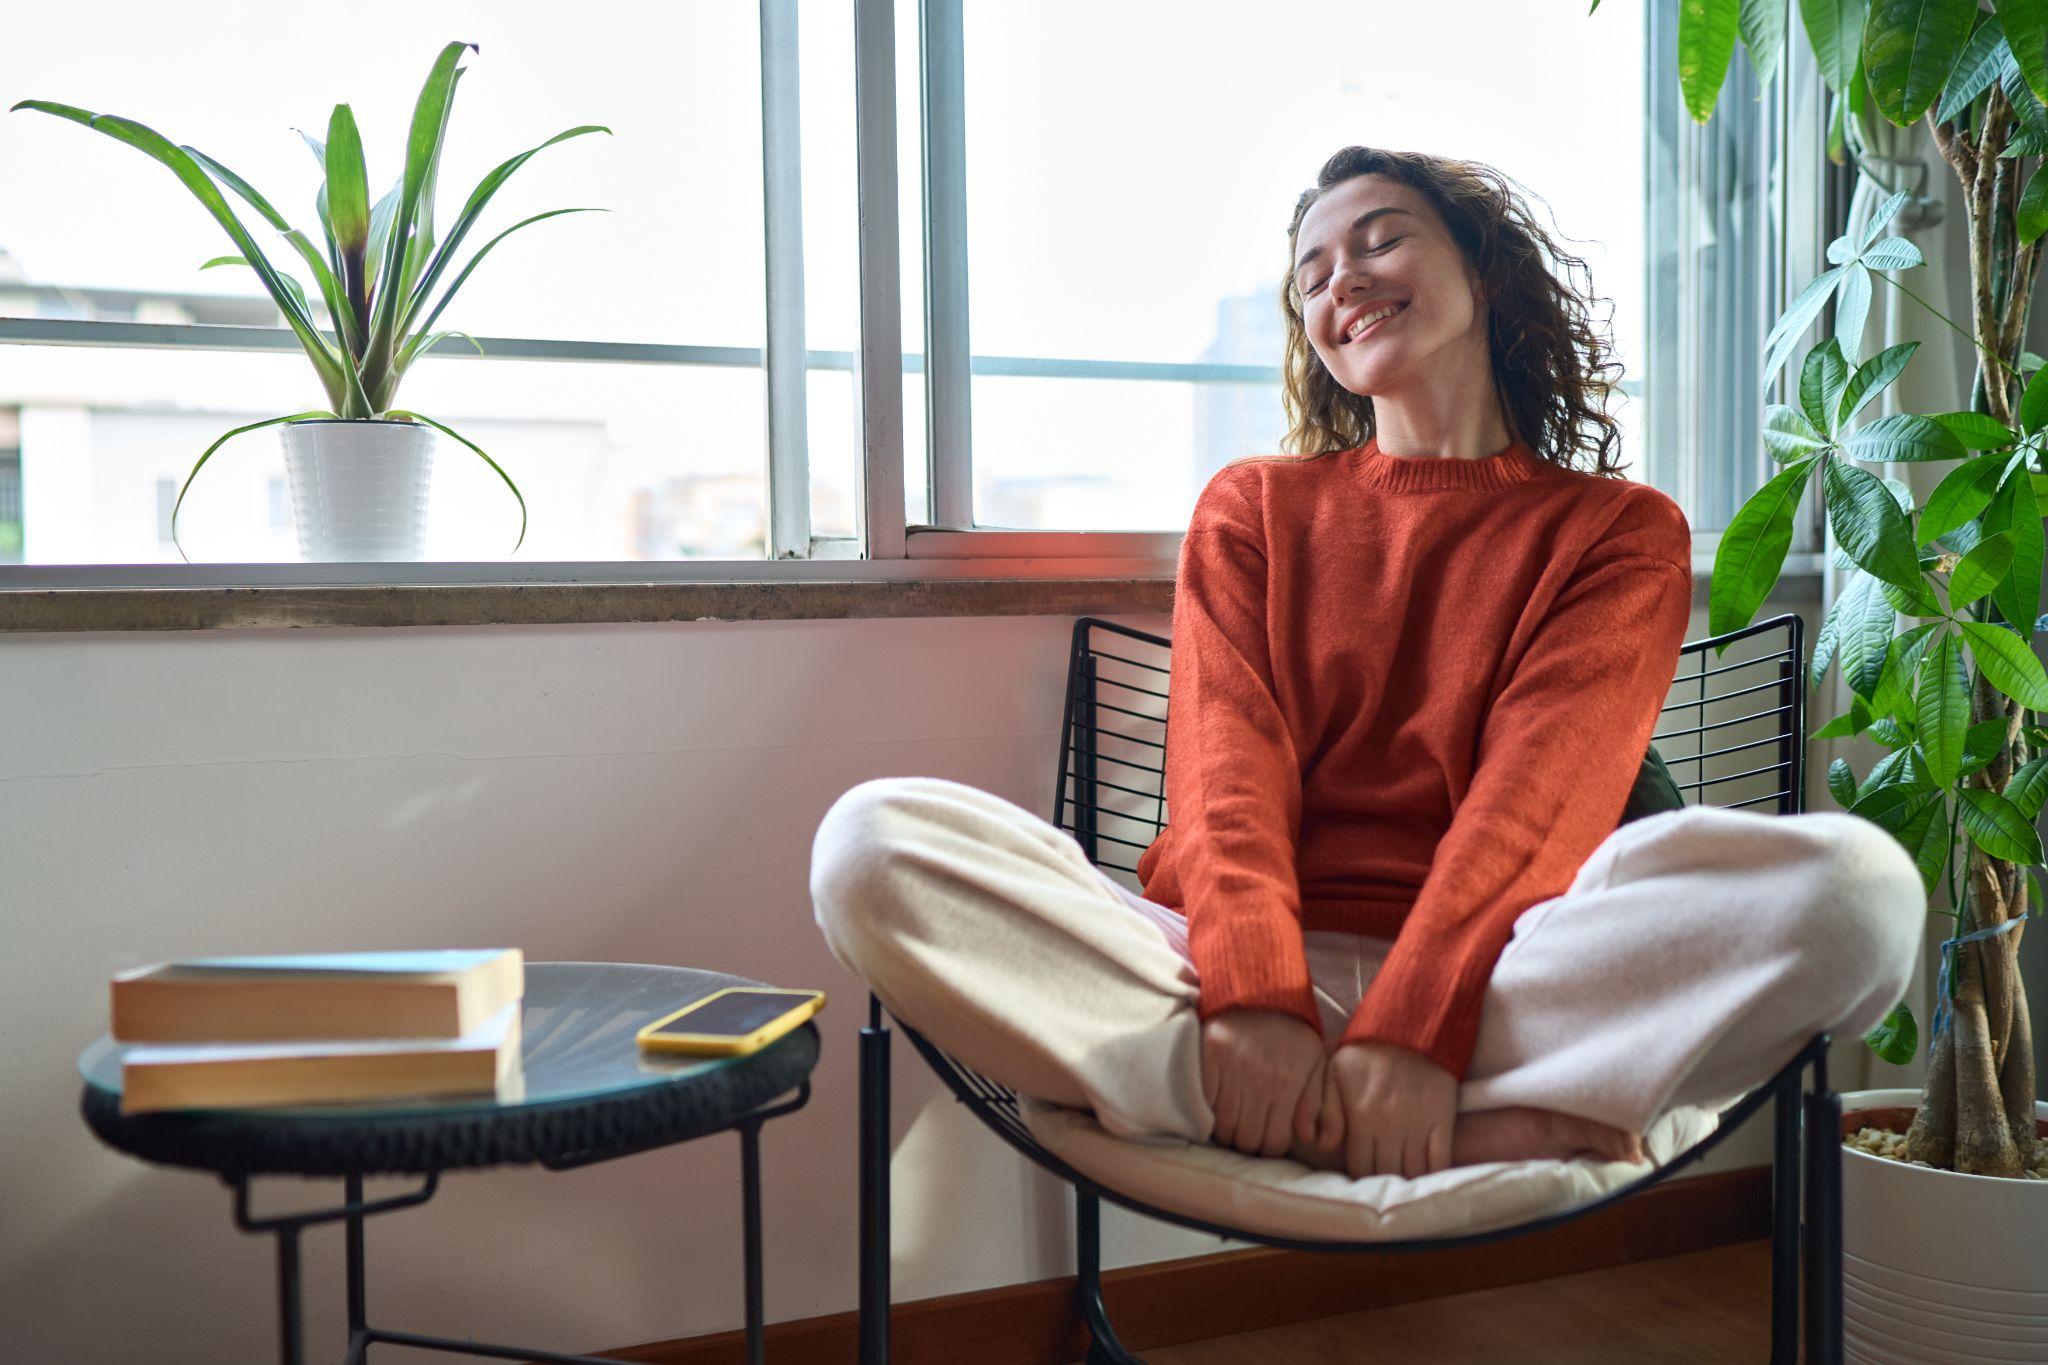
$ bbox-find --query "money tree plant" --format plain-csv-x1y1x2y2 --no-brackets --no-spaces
1647,0,2044,1177
11,40,609,553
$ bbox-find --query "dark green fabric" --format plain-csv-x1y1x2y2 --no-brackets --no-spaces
1617,742,1686,826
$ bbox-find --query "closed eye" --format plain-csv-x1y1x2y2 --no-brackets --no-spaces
1303,237,1403,296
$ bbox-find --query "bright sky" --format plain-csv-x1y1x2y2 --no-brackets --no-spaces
0,1,1648,554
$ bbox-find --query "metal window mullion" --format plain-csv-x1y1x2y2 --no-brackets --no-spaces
853,0,907,559
760,0,812,560
921,0,972,530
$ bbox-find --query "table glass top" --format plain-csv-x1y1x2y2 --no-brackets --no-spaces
79,961,813,1120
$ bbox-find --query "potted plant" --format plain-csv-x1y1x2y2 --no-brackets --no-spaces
11,40,607,561
1639,2,2046,1357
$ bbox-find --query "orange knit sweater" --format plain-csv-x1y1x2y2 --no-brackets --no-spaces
1132,433,1693,1081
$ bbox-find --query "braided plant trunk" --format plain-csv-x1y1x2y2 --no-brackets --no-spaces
1889,80,2042,1178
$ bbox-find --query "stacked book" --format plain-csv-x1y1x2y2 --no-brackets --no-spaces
109,948,525,1114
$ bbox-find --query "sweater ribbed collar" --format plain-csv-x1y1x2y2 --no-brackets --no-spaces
1353,433,1543,492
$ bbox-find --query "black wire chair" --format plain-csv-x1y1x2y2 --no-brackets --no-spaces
857,612,1839,1364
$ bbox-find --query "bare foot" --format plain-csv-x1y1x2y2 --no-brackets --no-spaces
1279,1107,1645,1176
1453,1106,1646,1167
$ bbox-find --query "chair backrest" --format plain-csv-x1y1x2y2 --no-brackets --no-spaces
1053,612,1807,877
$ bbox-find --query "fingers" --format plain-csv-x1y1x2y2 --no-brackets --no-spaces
1427,1118,1454,1176
1292,1058,1325,1147
1261,1086,1297,1158
1235,1095,1271,1156
1211,1079,1241,1151
1317,1063,1344,1151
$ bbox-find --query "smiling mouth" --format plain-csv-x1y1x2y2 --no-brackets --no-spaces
1344,303,1406,344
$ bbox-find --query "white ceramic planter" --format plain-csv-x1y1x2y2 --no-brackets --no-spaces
279,419,436,562
1840,1087,2048,1364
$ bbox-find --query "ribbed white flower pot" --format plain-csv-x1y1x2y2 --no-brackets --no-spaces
279,418,436,562
1840,1087,2048,1364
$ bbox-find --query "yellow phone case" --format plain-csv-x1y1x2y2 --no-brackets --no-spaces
635,987,826,1057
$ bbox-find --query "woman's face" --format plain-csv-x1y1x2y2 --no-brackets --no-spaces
1292,173,1489,400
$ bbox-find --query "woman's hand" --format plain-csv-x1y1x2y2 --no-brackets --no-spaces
1199,1009,1334,1159
1328,1040,1457,1179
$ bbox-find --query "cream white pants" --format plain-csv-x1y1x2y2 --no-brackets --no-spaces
810,775,1925,1144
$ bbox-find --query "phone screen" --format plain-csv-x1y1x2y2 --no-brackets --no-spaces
651,990,816,1038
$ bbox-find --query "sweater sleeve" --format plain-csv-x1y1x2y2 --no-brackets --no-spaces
1167,472,1321,1037
1338,489,1694,1079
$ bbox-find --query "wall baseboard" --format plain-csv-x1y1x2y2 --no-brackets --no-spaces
598,1164,1770,1365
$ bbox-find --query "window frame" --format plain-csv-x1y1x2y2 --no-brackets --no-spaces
0,0,1814,595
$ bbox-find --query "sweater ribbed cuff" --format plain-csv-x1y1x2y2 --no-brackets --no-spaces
1338,946,1493,1080
1190,911,1321,1040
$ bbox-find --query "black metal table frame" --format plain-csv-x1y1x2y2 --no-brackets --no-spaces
222,1080,811,1365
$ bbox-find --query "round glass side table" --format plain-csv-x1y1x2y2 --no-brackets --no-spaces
79,962,820,1365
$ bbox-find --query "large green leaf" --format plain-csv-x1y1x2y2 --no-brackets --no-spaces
2007,755,2048,819
1812,695,1876,739
1863,0,1978,126
1841,411,1968,462
1680,0,1743,120
1901,792,1953,894
1710,455,1820,637
1825,455,1927,588
2004,4,2048,106
1837,570,1902,697
1914,631,1969,785
1870,620,1943,716
359,41,474,408
2020,356,2048,435
1801,0,1870,94
1864,1001,1920,1065
1949,529,2014,607
1960,716,2011,776
1979,468,2045,629
1740,0,1789,85
1828,756,1860,806
2020,163,2048,246
1765,404,1831,462
1763,267,1844,395
1834,263,1873,361
1928,409,2019,448
1838,340,1919,427
1959,619,2048,708
1802,338,1851,434
1958,787,2046,863
1919,450,2012,544
1937,13,2007,121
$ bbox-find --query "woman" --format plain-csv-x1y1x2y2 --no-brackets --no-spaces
810,146,1925,1183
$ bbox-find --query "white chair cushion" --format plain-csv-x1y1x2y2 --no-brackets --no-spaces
1019,1099,1719,1242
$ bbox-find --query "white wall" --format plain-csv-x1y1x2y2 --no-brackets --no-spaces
0,607,1781,1361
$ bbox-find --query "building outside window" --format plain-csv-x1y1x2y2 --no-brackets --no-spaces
0,0,1814,583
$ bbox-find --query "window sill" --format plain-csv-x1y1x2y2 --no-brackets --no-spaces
0,552,1824,633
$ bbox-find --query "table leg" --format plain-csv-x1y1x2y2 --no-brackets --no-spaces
740,1119,765,1365
275,1223,304,1365
346,1173,369,1363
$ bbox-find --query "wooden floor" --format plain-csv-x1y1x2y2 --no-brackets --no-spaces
1125,1239,1772,1364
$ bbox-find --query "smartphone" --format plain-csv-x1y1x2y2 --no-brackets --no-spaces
635,987,826,1057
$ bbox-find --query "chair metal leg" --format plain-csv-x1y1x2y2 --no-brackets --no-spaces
1802,1038,1843,1365
859,995,892,1365
1076,1190,1143,1365
345,1173,370,1365
1768,1068,1802,1365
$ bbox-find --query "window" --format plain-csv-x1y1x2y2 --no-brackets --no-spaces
0,0,1803,587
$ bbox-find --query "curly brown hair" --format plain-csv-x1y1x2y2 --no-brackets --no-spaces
1272,146,1630,478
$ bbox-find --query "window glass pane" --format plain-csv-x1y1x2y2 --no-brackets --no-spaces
3,344,765,563
954,0,1649,531
0,3,773,563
